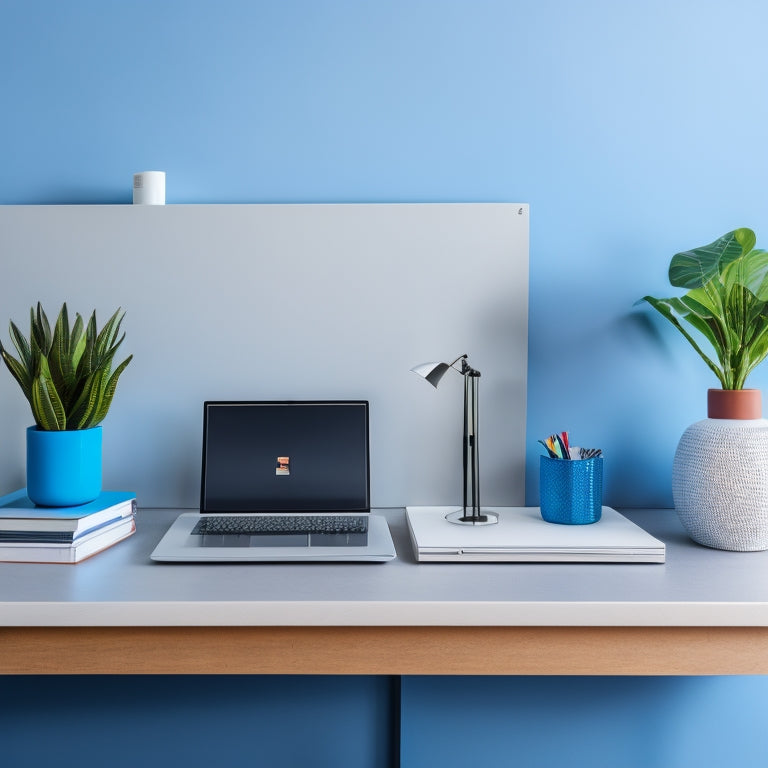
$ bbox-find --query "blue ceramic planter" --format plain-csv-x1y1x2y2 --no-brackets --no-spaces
26,426,102,507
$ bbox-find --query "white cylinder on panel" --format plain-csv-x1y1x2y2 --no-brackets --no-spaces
132,171,166,205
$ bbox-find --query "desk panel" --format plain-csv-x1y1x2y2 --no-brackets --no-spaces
2,625,768,675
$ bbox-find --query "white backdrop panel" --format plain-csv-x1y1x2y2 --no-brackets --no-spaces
0,204,528,508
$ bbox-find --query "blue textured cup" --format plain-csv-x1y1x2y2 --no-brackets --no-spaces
539,455,603,525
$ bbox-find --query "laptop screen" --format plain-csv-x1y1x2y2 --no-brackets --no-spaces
200,401,370,513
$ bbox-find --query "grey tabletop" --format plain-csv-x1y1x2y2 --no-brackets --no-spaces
1,507,767,627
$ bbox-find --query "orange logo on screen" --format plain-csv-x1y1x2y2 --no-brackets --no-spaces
276,457,290,476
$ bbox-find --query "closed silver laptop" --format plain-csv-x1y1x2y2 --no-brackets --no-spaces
151,401,396,562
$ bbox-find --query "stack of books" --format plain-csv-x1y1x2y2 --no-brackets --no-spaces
0,489,136,563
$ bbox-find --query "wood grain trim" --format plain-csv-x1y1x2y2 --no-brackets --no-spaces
3,626,768,675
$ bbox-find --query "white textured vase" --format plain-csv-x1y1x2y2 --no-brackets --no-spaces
673,417,768,551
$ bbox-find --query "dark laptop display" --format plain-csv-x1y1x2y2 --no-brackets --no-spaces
201,401,370,513
150,400,395,562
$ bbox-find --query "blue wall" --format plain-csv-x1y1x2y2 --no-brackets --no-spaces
3,1,768,506
5,1,768,507
2,2,768,767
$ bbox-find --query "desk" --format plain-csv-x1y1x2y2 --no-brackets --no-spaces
1,508,767,675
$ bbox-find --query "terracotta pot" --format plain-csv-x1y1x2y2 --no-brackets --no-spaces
707,388,762,419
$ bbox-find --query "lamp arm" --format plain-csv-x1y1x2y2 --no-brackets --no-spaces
448,354,468,371
449,354,480,377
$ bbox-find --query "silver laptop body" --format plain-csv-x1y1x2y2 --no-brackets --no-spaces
405,506,665,563
151,401,396,562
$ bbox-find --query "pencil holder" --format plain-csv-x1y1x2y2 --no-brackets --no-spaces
539,456,603,525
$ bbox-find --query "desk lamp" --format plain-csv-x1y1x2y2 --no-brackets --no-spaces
411,354,498,525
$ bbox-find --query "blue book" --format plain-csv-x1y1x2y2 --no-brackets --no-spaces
0,489,136,542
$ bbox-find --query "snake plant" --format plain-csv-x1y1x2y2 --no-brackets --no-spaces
642,228,768,390
0,303,132,430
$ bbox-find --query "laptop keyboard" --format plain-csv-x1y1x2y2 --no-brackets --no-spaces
191,515,369,536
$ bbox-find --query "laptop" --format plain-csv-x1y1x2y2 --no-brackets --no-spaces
405,506,665,563
151,401,396,562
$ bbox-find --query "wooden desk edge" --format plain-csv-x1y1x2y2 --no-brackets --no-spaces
2,625,767,675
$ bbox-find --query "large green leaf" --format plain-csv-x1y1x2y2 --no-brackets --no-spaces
721,248,768,300
668,229,750,289
683,281,726,318
675,294,728,365
641,295,727,386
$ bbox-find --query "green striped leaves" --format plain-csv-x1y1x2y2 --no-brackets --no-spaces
0,303,132,431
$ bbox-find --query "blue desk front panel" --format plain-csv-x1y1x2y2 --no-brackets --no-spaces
4,675,768,768
401,676,768,768
0,676,394,768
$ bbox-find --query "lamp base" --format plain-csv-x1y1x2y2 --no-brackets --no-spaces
445,508,499,526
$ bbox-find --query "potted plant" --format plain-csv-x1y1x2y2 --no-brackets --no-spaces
643,227,768,415
0,303,132,507
642,228,768,550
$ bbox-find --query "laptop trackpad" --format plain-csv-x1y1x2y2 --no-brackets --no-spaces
200,534,309,548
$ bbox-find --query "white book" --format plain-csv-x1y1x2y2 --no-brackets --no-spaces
0,516,136,563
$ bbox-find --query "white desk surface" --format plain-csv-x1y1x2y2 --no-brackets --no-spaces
0,507,767,628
